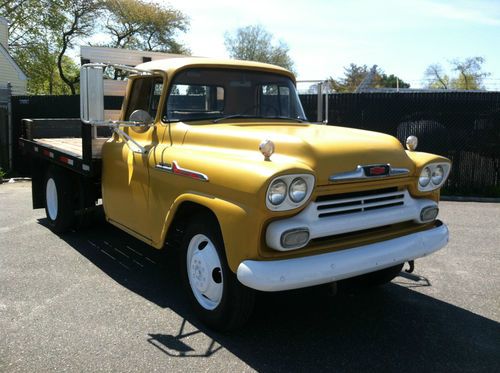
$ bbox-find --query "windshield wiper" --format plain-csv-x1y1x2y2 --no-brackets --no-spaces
213,114,308,124
266,116,307,123
212,114,260,123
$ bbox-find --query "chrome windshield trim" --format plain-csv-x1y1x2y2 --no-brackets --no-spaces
155,161,209,182
329,164,410,182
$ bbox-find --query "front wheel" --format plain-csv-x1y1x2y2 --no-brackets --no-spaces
180,214,255,331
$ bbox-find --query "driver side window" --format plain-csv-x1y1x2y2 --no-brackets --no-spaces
125,77,164,121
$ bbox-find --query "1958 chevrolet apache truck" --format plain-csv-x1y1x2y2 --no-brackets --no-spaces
20,58,451,330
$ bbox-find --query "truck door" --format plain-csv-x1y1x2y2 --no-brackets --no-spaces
102,76,164,240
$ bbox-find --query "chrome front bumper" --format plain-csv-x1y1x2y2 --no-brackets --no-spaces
237,223,449,292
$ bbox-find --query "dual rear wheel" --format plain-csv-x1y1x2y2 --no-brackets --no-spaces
43,166,98,233
44,167,75,233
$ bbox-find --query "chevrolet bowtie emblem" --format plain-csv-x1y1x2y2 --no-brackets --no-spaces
363,165,390,176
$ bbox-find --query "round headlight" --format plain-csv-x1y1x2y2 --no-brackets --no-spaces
419,167,431,187
431,165,444,185
406,135,418,151
289,178,307,203
268,179,287,205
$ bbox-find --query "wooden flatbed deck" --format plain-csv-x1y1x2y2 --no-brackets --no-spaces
19,119,108,177
35,138,108,159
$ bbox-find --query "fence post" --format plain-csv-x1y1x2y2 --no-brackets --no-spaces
317,82,323,122
324,82,329,124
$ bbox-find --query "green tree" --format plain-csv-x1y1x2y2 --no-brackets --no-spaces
103,0,190,54
0,0,45,48
224,25,295,73
1,0,190,95
424,64,450,89
329,64,369,92
1,0,102,94
55,0,103,94
424,57,490,90
330,63,410,92
15,40,79,95
450,57,490,90
378,73,410,89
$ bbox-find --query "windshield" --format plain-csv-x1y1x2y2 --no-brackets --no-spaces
164,68,307,123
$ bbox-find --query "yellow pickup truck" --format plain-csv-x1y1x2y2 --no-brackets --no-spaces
20,58,450,330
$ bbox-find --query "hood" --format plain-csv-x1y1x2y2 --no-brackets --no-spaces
182,121,415,185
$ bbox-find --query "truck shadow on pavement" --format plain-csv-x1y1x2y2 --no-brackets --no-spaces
42,217,500,373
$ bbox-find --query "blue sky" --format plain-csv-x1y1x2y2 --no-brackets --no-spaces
166,0,500,90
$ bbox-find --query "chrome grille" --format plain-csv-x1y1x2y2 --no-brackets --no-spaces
315,188,406,218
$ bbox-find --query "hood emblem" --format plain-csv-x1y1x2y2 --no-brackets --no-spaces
363,165,390,176
330,164,409,182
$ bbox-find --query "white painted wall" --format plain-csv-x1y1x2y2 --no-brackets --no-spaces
0,17,27,95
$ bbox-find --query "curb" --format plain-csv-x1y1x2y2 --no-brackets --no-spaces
441,195,500,203
1,178,32,184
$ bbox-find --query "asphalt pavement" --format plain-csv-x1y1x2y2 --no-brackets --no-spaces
1,181,499,372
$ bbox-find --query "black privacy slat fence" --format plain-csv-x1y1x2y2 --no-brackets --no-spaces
8,92,500,196
301,92,500,197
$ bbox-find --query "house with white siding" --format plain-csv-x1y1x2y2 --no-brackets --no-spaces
0,16,27,95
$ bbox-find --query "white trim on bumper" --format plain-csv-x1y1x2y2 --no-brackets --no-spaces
237,223,449,292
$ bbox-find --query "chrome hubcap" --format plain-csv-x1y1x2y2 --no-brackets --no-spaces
187,234,223,310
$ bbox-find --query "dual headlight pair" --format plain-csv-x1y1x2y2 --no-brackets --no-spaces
266,163,450,210
418,163,451,192
266,174,315,211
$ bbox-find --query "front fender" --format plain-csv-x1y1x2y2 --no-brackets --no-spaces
405,151,451,201
155,193,263,273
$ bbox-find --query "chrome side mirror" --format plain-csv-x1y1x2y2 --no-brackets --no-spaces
129,109,154,125
80,65,104,124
